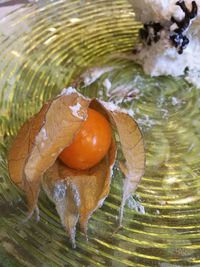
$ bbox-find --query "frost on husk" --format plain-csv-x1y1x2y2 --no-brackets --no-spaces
43,138,116,247
8,89,90,216
8,87,145,245
91,100,145,225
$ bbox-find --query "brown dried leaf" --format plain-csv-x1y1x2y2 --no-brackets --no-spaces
111,112,145,195
8,102,50,188
92,100,145,224
8,102,51,214
110,112,145,224
42,162,80,247
42,138,116,244
8,89,90,215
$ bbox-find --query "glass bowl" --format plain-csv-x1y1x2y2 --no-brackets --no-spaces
0,1,200,266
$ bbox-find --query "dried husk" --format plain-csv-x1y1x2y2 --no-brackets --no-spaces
8,87,145,245
42,138,116,247
8,89,90,215
90,100,145,224
109,112,145,224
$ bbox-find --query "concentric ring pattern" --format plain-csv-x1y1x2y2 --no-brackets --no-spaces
0,1,200,267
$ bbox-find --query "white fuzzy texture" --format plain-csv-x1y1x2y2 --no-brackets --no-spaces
100,100,120,112
100,100,135,117
69,102,84,120
103,78,112,91
129,0,200,88
135,33,200,78
127,196,145,214
41,128,48,140
60,87,77,96
82,67,113,86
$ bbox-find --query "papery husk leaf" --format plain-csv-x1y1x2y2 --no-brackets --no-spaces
42,163,80,248
8,102,50,187
92,100,145,225
109,112,145,225
8,102,51,215
42,137,116,243
8,89,90,215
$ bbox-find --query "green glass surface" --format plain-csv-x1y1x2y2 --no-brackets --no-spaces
0,1,200,266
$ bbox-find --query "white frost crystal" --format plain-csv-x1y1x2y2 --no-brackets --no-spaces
82,67,113,86
129,0,200,88
69,102,85,120
60,87,77,96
